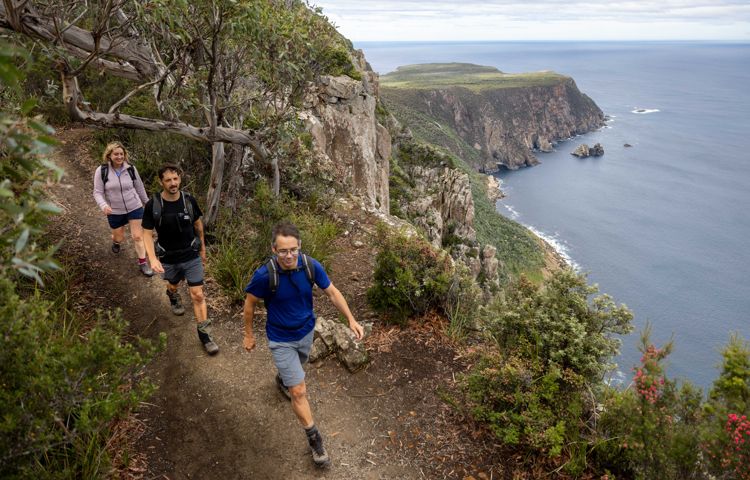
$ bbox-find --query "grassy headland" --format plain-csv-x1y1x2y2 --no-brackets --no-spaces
381,63,567,92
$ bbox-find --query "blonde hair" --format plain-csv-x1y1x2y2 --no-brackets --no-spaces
102,142,129,164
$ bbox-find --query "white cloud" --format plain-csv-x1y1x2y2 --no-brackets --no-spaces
312,0,750,40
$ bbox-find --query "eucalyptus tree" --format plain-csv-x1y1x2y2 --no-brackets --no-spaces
0,0,354,226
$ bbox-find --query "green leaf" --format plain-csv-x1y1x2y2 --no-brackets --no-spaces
14,228,30,254
37,202,62,214
20,99,37,116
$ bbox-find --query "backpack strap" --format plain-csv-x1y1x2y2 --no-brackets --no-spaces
182,191,195,223
153,191,196,228
101,163,137,184
300,253,315,287
266,257,280,296
266,254,315,297
152,192,163,227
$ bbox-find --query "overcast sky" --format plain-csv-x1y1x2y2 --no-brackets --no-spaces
312,1,750,42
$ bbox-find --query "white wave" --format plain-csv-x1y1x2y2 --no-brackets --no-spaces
631,108,660,114
524,225,581,271
501,204,521,220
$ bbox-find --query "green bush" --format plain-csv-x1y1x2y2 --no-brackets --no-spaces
464,353,588,472
209,181,339,302
701,334,750,479
0,277,159,478
0,47,159,477
595,329,703,479
460,270,634,474
367,226,453,325
487,270,633,381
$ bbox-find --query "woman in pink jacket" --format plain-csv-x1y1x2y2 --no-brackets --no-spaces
93,142,153,276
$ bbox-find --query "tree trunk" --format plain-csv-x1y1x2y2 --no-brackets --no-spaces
226,144,249,212
204,141,225,229
271,156,280,197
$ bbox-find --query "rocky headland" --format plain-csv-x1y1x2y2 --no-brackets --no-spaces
380,63,605,172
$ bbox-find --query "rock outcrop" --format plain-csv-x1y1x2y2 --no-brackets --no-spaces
403,165,476,249
303,51,391,213
571,142,604,158
310,317,370,372
382,64,605,172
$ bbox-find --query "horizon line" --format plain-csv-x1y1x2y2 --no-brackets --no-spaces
353,39,750,44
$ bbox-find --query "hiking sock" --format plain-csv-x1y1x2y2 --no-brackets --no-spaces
111,242,121,254
197,320,219,355
138,257,147,265
166,289,185,315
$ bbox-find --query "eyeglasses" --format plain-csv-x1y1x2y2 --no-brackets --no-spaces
276,247,299,257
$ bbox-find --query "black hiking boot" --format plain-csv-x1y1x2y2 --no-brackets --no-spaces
197,320,219,355
166,289,185,316
305,425,331,468
111,242,121,254
276,373,291,401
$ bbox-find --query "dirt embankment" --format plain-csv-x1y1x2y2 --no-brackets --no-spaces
48,127,508,480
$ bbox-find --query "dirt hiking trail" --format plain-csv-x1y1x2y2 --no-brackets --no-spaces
47,127,505,480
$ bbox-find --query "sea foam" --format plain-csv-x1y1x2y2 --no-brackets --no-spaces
631,108,660,114
524,225,581,272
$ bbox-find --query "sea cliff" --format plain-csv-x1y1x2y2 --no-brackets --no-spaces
380,63,604,171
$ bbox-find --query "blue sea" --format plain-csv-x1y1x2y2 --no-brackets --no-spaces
357,41,750,388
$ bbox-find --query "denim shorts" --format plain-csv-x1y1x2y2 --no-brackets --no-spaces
162,256,204,287
107,207,144,229
268,329,314,388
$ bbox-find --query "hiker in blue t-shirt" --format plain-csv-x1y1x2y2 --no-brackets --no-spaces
242,221,363,468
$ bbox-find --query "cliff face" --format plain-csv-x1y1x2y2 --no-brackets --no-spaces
303,51,391,213
383,69,604,171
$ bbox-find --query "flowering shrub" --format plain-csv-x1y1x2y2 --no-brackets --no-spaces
722,414,750,479
633,344,668,404
701,334,750,479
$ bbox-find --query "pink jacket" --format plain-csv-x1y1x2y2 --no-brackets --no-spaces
92,161,149,215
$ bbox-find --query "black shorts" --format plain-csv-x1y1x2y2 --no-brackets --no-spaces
107,207,144,229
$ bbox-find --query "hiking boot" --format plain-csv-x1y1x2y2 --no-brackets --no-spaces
166,289,185,316
139,262,154,277
197,320,219,355
111,242,121,254
276,373,291,401
305,426,331,468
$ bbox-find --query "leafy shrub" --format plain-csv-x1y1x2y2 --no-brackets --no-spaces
460,270,634,474
595,329,703,480
0,277,160,478
367,226,453,325
701,334,750,478
0,47,159,477
487,270,633,381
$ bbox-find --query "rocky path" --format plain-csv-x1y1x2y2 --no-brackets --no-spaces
46,127,498,480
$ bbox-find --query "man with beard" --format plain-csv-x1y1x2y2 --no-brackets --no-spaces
143,164,218,355
242,221,363,467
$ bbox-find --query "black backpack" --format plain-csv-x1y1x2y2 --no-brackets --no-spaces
151,191,195,227
265,254,315,296
101,163,136,184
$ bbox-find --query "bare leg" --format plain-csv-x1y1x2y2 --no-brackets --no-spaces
111,226,125,244
188,285,208,322
128,218,146,259
288,381,314,428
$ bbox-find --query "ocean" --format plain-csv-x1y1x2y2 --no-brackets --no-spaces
357,41,750,388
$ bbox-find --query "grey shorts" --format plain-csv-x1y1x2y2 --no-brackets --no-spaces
162,256,204,287
268,329,314,388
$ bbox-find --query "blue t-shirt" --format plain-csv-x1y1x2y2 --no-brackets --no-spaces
244,256,331,342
